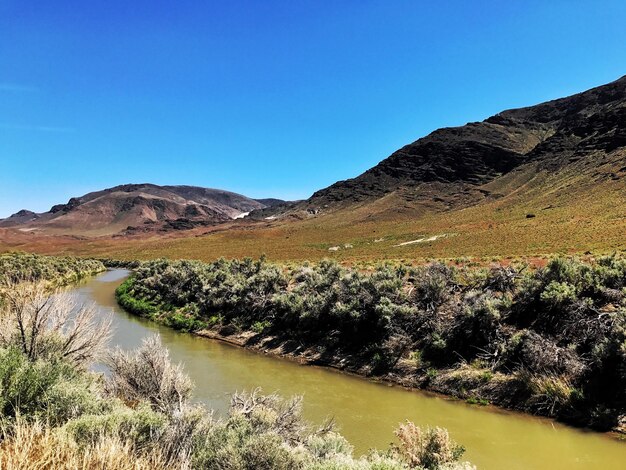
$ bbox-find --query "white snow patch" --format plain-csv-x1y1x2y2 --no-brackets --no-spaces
264,216,277,220
234,211,250,219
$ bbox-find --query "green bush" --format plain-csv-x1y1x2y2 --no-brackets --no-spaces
65,404,168,449
164,312,206,332
540,281,578,306
0,347,102,427
115,278,158,317
0,252,105,286
251,320,271,334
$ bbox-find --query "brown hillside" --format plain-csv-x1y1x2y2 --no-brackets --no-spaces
0,184,280,236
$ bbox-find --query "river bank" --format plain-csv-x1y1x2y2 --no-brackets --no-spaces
114,256,626,436
71,268,625,469
152,316,626,438
4,260,458,470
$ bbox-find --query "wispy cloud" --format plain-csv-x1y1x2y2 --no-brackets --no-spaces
0,123,75,133
0,83,39,92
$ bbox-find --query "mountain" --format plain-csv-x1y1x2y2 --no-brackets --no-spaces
3,210,39,224
298,75,626,216
1,76,624,260
0,184,284,236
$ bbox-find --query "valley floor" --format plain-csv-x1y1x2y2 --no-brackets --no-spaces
1,170,624,264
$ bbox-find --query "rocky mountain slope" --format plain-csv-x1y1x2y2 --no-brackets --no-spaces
297,75,626,215
0,184,284,236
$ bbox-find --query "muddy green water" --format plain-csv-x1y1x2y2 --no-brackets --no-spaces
74,270,626,469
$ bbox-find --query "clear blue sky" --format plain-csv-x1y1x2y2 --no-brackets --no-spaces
1,0,625,217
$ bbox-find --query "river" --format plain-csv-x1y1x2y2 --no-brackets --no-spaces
72,269,626,469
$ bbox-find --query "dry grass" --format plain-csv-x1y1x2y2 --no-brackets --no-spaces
1,165,624,263
0,420,168,470
393,421,474,470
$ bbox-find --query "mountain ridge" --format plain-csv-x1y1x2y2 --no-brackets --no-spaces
297,75,625,213
0,184,286,236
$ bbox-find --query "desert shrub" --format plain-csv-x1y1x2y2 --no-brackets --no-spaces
444,291,503,363
239,432,306,469
0,252,104,286
106,335,193,415
307,454,406,470
392,421,468,470
409,263,456,312
0,282,111,366
193,419,307,470
506,256,626,362
99,258,143,269
192,389,454,470
307,432,354,460
0,281,111,429
117,254,626,430
65,404,168,450
540,281,578,307
376,332,413,372
0,257,473,469
417,330,444,362
541,258,594,291
594,255,626,288
276,262,413,350
481,265,520,293
125,258,418,352
191,390,313,470
229,389,313,443
159,404,212,466
498,330,585,378
125,257,289,329
0,347,103,428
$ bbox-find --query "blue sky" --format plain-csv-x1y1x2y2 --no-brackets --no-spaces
1,1,625,217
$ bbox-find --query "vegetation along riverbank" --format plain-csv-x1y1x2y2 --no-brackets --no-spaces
0,252,474,469
116,255,626,434
0,251,105,285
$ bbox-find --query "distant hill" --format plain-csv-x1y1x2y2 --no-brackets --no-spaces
0,184,285,236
